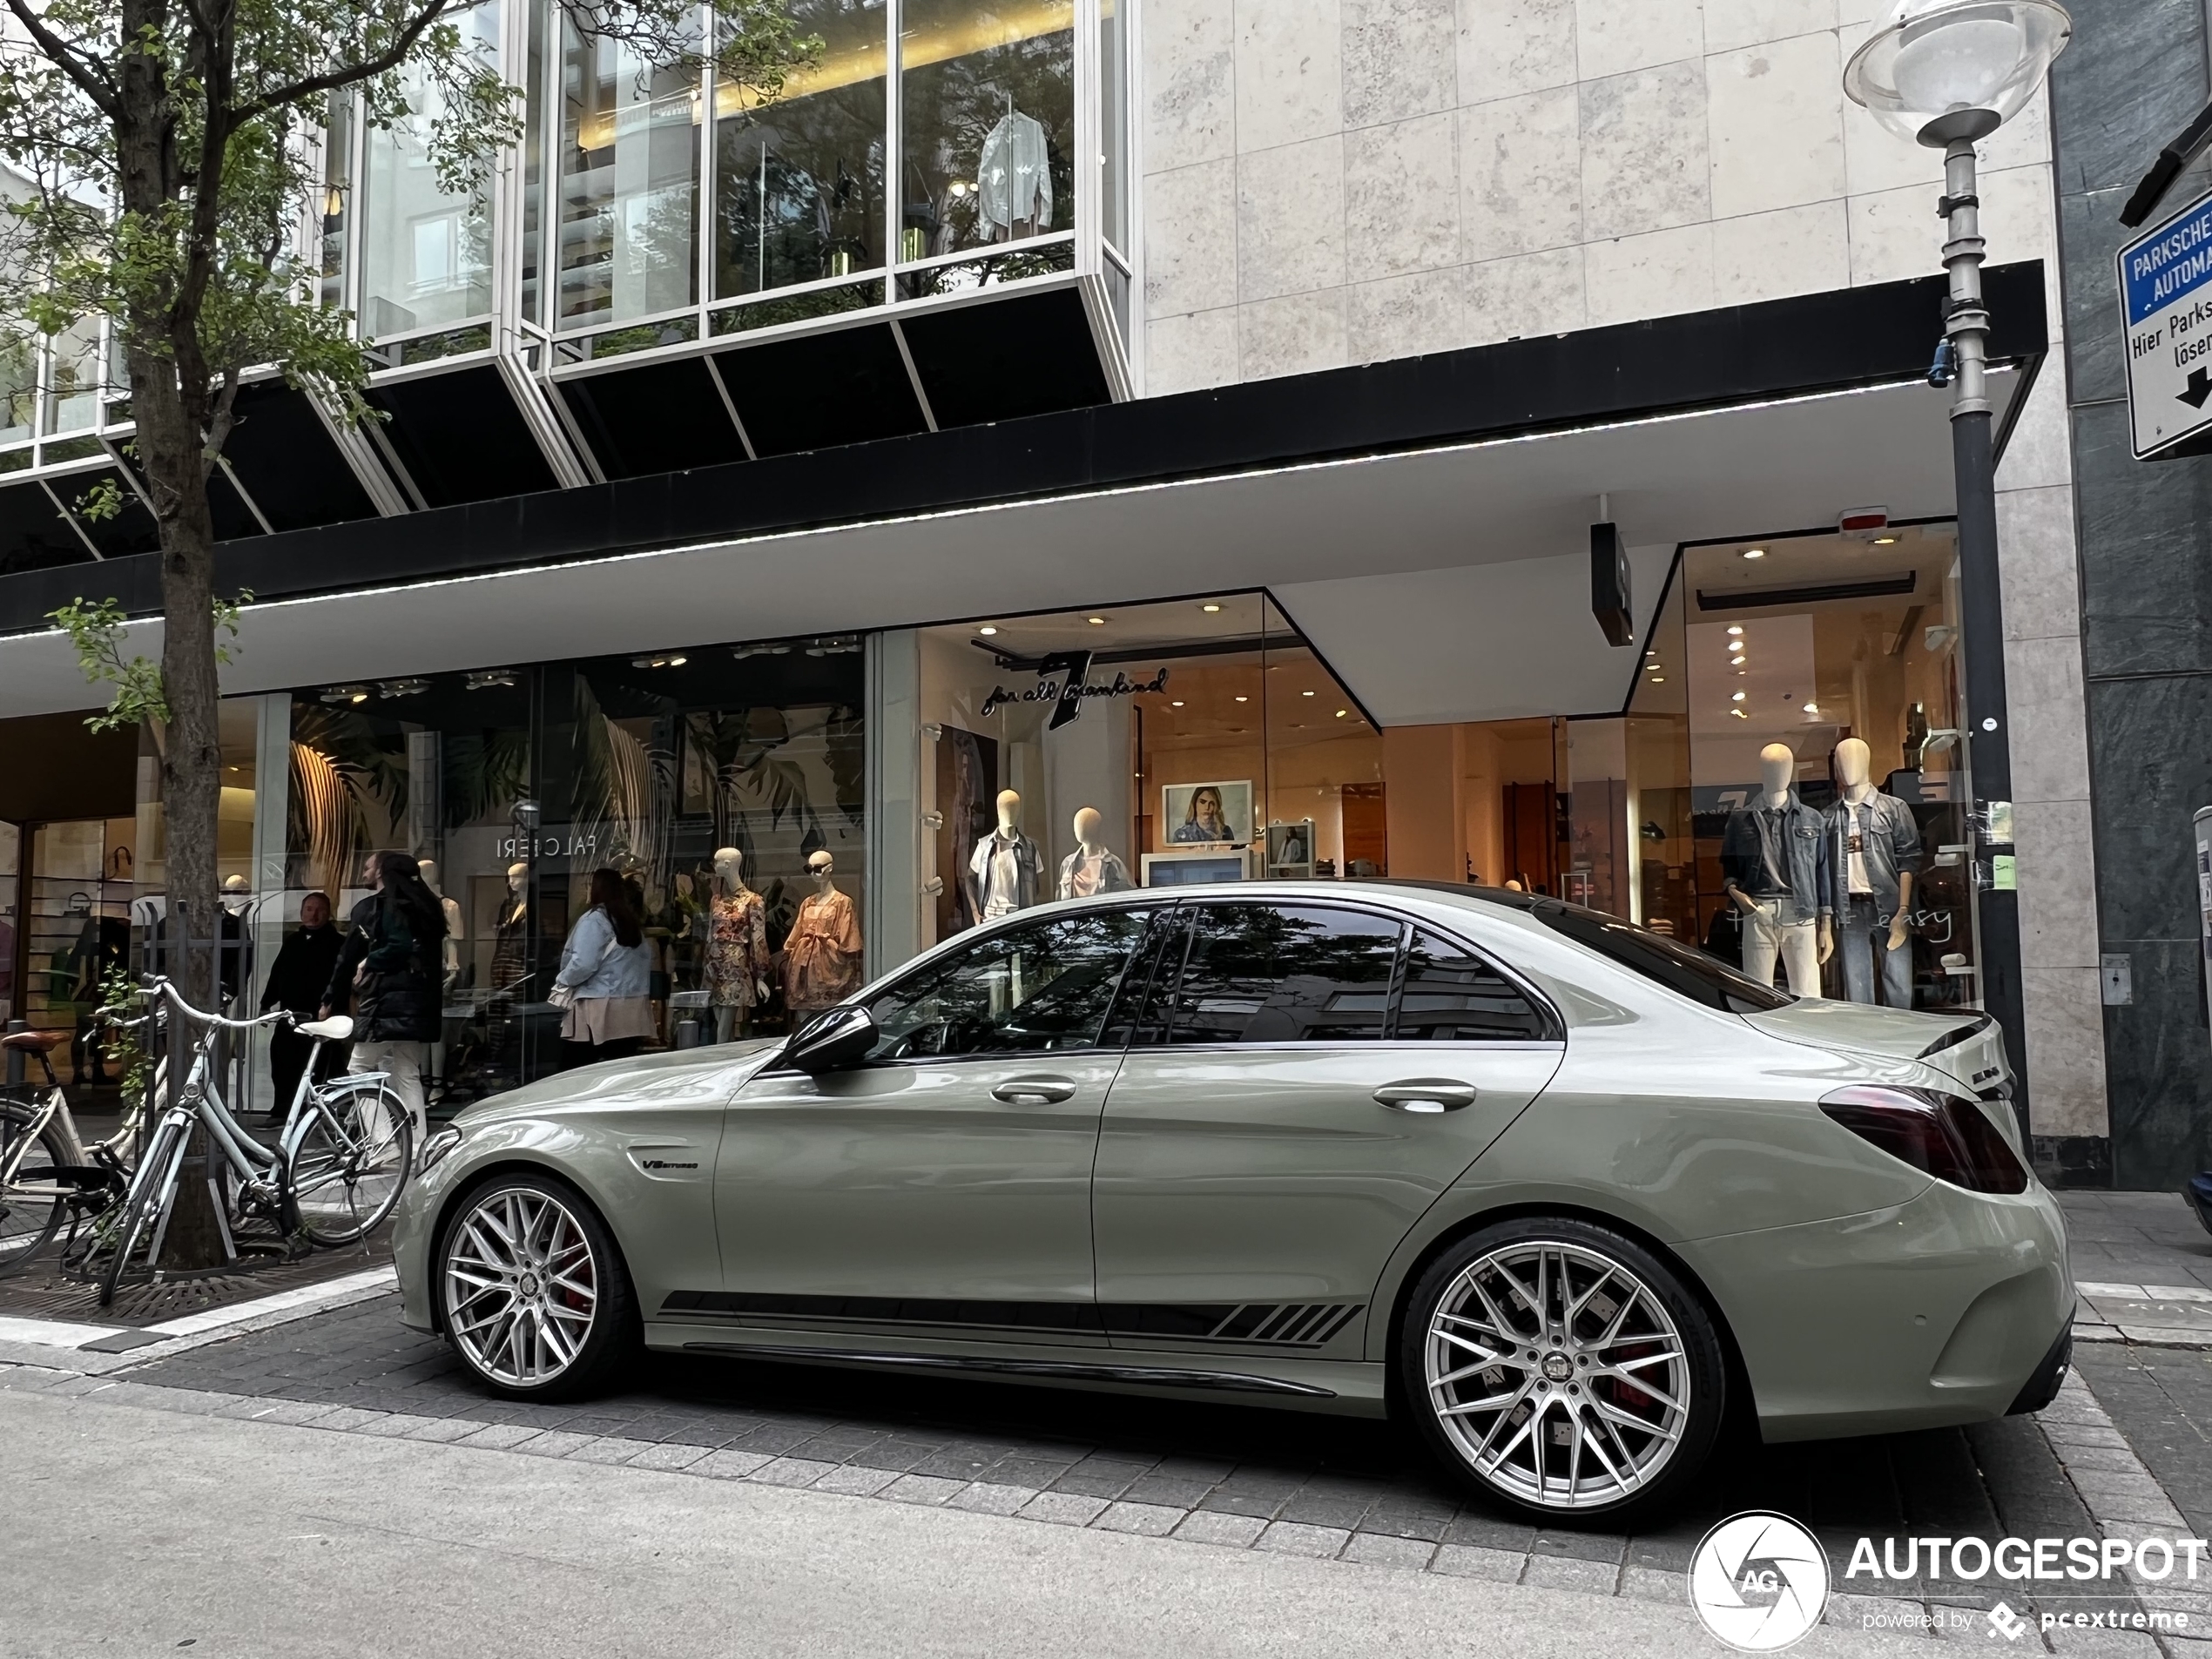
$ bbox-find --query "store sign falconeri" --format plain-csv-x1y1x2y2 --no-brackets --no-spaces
980,651,1170,730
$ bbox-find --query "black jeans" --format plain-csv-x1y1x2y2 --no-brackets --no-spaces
561,1036,644,1070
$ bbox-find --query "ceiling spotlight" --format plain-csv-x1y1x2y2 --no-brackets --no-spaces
464,669,516,691
1872,536,1898,545
978,625,998,637
1731,656,1746,667
1742,548,1766,560
1803,702,1819,713
1651,677,1666,684
1201,603,1221,613
1335,709,1348,718
1086,616,1107,626
1727,625,1743,636
1731,691,1747,702
1170,700,1184,707
321,684,371,705
377,678,429,698
1301,689,1316,697
1234,694,1249,703
1730,707,1748,719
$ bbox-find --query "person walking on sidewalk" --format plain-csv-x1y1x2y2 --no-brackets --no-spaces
260,890,343,1119
321,851,447,1149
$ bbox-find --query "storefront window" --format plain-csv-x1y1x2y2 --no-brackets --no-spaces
558,11,701,332
1673,524,1978,1010
898,0,1074,264
714,0,887,300
1098,0,1125,255
318,92,354,312
0,332,34,445
360,0,501,338
45,315,101,435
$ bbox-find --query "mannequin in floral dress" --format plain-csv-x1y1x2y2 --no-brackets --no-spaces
783,850,863,1016
705,846,770,1042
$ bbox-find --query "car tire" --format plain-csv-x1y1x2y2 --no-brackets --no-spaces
1399,1215,1726,1522
436,1170,638,1401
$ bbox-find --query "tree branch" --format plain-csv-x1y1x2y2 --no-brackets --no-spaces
2,0,120,117
229,0,453,126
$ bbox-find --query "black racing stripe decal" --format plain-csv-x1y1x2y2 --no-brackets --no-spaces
660,1291,1366,1348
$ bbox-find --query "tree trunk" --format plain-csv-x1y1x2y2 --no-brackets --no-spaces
137,365,229,1271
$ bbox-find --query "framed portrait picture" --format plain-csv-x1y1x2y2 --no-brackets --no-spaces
1160,779,1252,846
1265,819,1316,876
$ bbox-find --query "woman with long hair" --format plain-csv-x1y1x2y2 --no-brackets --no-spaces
555,867,654,1067
1170,784,1235,843
321,850,450,1150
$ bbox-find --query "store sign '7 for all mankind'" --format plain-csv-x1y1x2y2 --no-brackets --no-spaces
979,651,1170,729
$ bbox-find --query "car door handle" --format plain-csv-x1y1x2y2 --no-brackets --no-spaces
1373,1079,1478,1114
992,1076,1078,1104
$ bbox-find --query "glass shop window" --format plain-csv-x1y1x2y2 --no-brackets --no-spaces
898,0,1075,264
558,12,701,332
360,0,500,338
714,0,887,300
1164,903,1401,1045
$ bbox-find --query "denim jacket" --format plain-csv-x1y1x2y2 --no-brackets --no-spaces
1720,790,1831,919
556,907,653,1000
1825,791,1924,921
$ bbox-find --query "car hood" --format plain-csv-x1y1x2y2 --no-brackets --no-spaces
448,1037,786,1130
1741,1001,2009,1095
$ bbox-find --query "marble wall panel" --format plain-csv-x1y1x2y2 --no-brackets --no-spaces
1454,0,1577,105
2074,402,2212,681
2056,191,2128,411
1144,158,1239,316
2006,633,2094,808
1709,200,1848,307
2085,674,2212,945
1237,136,1348,302
1460,85,1582,260
1573,0,1703,83
1143,0,1238,173
1463,245,1587,344
1345,111,1461,280
1706,32,1845,220
1344,0,1458,128
2049,0,2207,195
2100,937,2212,1188
1234,0,1342,152
1240,287,1352,378
1348,267,1469,361
1995,483,2081,646
2016,798,2101,969
1583,222,1715,326
1581,60,1710,241
1144,307,1241,393
1993,359,2073,495
1701,0,1833,55
2020,967,2111,1138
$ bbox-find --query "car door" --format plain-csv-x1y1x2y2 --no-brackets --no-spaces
1092,902,1563,1353
702,904,1157,1347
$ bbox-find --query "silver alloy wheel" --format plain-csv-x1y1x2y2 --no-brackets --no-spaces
444,1186,599,1388
1424,1239,1691,1511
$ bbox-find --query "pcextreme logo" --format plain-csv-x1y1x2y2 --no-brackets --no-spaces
1687,1511,1831,1652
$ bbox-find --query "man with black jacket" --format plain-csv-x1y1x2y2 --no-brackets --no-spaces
260,891,343,1117
321,853,448,1150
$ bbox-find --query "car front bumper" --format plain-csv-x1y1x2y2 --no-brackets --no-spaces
1677,1174,2072,1442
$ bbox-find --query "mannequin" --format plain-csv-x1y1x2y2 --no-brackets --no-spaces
705,846,771,1041
1719,743,1831,996
1056,806,1133,900
783,851,863,1013
968,788,1041,919
490,861,529,992
1827,737,1922,1008
418,859,464,989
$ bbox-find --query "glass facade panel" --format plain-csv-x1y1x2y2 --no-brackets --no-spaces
714,0,887,300
1099,0,1125,254
899,0,1075,263
46,315,101,434
0,332,34,445
558,13,701,332
319,92,353,312
361,0,501,337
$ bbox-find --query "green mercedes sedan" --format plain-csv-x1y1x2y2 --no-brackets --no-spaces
393,883,2071,1520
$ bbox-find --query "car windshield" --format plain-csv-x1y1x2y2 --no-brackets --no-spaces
1365,882,1793,1015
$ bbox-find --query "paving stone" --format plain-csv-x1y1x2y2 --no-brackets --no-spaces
624,1441,711,1472
1522,1554,1619,1595
355,1412,446,1439
881,1474,968,1507
1254,1522,1349,1559
1430,1544,1524,1582
304,1406,390,1433
512,1430,598,1459
1020,1491,1110,1527
1340,1533,1436,1571
749,1457,838,1488
692,1449,772,1480
1619,1565,1682,1604
1173,1511,1266,1548
452,1422,543,1450
813,1465,903,1498
563,1437,655,1465
1094,1501,1183,1537
2042,1626,2166,1657
947,1483,1036,1517
218,1398,334,1426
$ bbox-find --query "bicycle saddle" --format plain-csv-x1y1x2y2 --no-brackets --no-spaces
0,1030,64,1053
296,1015,354,1041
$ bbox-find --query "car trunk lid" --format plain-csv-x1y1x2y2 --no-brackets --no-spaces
1741,1001,2008,1093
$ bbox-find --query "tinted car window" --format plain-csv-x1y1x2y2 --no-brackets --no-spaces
867,908,1155,1059
1167,904,1402,1044
1395,928,1549,1040
1522,899,1793,1014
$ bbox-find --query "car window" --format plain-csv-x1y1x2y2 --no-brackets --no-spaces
1523,899,1794,1014
865,908,1156,1060
1165,903,1402,1045
1394,928,1550,1041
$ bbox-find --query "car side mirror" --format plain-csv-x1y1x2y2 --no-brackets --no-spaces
785,1004,878,1074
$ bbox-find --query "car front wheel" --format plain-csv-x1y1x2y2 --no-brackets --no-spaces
438,1172,637,1399
1399,1217,1726,1521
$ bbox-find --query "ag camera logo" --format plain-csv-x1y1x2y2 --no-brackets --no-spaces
1688,1511,1831,1651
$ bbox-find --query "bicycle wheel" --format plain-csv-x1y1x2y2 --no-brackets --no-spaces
99,1116,184,1306
0,1103,72,1278
285,1085,414,1247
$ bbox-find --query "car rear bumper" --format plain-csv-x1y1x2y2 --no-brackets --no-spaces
1676,1176,2072,1442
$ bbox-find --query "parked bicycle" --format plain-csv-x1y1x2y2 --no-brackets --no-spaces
86,979,414,1304
0,1011,158,1277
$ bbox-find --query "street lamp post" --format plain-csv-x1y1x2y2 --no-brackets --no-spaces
1844,1,2070,1132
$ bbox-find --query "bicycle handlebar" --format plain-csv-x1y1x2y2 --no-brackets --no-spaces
141,975,290,1035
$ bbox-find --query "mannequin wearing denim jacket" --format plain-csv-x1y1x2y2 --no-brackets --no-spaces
1825,738,1922,1007
1719,744,1831,996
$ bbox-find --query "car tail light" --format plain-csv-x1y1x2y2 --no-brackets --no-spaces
1818,1085,2029,1195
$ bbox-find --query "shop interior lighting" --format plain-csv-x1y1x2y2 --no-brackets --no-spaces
1301,689,1316,697
977,625,998,636
1743,548,1767,559
1731,708,1749,719
1086,616,1107,625
631,654,686,668
1201,603,1222,613
1873,536,1898,545
464,670,516,691
1170,700,1184,707
321,684,370,705
1804,702,1820,713
1335,709,1348,718
377,678,430,698
1731,691,1747,701
1234,694,1249,702
1727,624,1743,635
732,643,793,658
